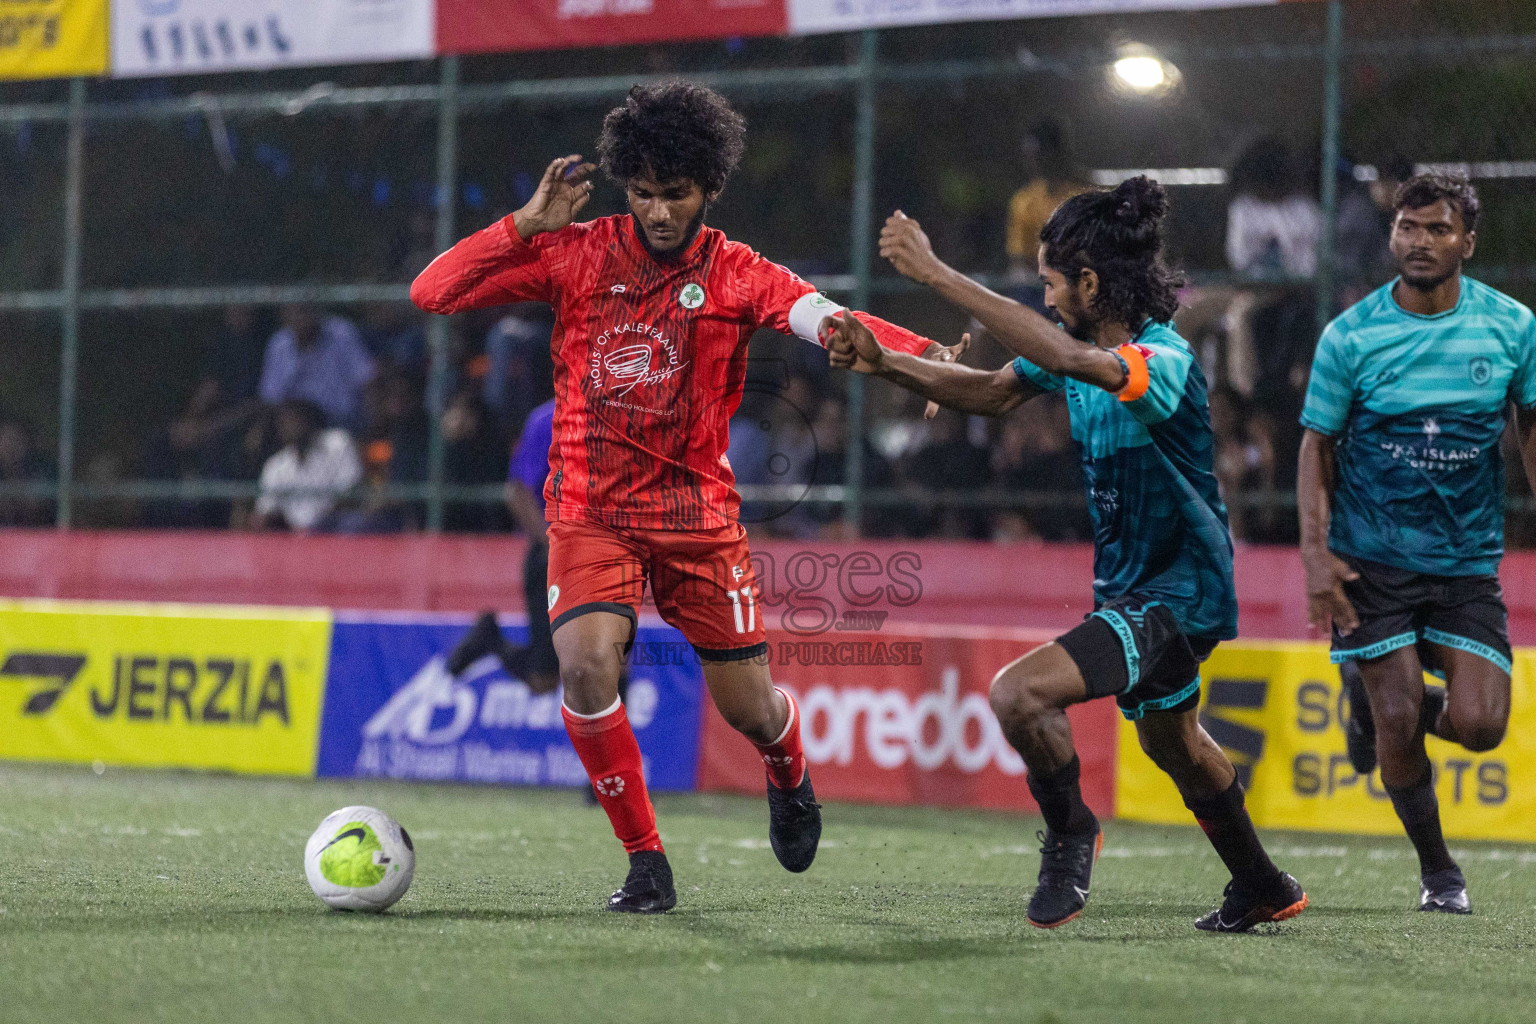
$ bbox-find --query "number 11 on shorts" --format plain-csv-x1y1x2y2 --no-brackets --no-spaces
726,588,755,634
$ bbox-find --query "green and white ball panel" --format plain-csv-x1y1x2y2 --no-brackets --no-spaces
304,805,415,912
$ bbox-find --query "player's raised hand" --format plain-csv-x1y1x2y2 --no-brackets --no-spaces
1303,549,1360,637
826,312,885,375
921,333,970,418
879,211,945,286
512,155,597,239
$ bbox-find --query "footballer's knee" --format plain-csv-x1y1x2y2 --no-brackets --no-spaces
1456,713,1506,753
558,648,623,715
989,664,1054,731
1370,693,1421,753
714,687,780,743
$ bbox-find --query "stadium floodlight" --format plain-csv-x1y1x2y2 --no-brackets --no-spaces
1108,44,1180,99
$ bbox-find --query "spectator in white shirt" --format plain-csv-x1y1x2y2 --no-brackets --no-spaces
252,400,362,532
257,304,376,430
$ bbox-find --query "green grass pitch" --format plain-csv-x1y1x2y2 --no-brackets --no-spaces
3,763,1535,1024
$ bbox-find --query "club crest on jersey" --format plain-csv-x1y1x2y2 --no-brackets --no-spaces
678,283,706,309
1469,356,1492,385
547,585,560,611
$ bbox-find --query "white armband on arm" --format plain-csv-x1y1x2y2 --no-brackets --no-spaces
788,291,848,347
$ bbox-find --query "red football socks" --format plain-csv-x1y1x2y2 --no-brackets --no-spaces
753,688,806,790
562,697,663,854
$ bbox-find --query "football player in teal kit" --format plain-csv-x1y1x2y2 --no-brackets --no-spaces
830,177,1307,933
1300,174,1536,914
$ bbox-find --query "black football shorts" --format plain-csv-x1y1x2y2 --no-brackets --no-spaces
1331,554,1511,675
1056,595,1220,721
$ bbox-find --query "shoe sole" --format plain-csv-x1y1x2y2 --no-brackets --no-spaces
1418,902,1472,914
1027,830,1104,930
1194,889,1309,933
607,894,678,914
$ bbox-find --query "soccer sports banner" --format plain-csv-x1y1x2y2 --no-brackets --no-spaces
0,0,108,80
110,0,434,78
696,626,1119,815
316,614,705,791
0,599,331,775
1116,641,1536,842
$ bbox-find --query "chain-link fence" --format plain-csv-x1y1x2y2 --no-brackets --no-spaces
2,0,1534,542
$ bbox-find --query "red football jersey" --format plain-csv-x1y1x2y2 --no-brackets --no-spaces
412,213,934,530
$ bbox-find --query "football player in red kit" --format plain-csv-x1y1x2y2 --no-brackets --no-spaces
411,82,939,913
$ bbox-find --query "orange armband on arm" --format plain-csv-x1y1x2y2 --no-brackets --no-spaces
1114,343,1151,402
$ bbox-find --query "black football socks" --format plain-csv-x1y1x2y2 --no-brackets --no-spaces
1386,765,1458,876
1185,778,1281,887
1026,755,1099,836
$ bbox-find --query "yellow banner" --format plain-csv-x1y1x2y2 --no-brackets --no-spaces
0,0,108,80
1116,640,1536,842
0,600,332,776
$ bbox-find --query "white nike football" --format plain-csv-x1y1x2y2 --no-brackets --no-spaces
304,806,416,912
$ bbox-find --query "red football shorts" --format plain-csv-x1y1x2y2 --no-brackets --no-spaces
545,519,767,661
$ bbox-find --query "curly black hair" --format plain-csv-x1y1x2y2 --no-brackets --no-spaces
1039,175,1184,327
1395,172,1480,232
597,82,746,196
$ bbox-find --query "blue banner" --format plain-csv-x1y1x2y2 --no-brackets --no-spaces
316,615,704,791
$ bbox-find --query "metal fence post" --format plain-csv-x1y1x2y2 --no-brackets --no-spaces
55,77,86,529
844,29,879,535
426,56,460,533
1315,0,1345,338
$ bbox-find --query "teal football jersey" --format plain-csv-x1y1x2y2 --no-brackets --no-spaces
1300,277,1536,576
1012,320,1238,640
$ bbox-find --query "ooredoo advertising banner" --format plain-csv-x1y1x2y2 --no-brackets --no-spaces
696,627,1119,815
786,0,1293,36
0,0,108,80
435,0,789,56
111,0,434,78
1117,641,1536,842
0,599,331,776
316,614,705,791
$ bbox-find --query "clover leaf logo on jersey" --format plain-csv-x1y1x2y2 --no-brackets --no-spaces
678,283,706,310
1469,357,1493,386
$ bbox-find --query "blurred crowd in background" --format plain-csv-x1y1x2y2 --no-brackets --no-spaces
3,3,1535,543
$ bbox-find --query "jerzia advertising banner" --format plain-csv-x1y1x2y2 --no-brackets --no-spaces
316,614,704,792
1117,641,1536,842
0,0,108,80
0,599,330,775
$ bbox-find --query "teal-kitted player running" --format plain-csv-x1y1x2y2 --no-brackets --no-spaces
1298,173,1536,914
830,177,1306,933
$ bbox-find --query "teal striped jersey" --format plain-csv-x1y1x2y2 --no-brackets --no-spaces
1300,276,1536,576
1012,320,1238,640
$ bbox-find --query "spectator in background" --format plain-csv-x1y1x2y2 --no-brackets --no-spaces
785,393,897,539
482,305,555,434
443,389,511,532
1210,387,1280,544
257,304,376,430
251,400,361,532
327,368,429,533
1335,154,1413,306
1005,118,1088,291
989,394,1089,542
1223,137,1322,419
903,409,992,539
0,415,55,527
142,305,272,528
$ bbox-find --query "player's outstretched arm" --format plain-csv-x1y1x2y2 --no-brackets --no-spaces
411,155,595,315
880,211,1124,392
827,314,1034,417
1297,428,1360,636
